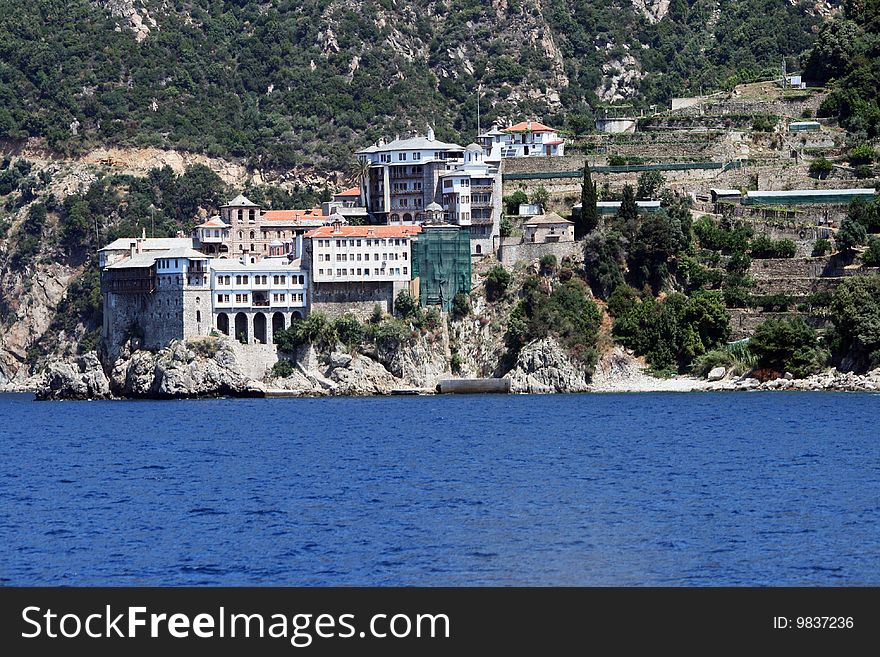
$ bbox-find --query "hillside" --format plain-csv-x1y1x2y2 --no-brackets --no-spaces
0,0,824,174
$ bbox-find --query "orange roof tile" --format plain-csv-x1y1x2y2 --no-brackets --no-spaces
262,208,326,222
504,120,555,133
305,225,423,239
335,186,361,197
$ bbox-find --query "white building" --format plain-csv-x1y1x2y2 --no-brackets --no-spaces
439,144,502,256
478,120,565,159
211,258,308,345
356,128,466,224
304,222,422,318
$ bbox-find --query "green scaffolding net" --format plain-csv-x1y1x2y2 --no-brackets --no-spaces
411,226,472,311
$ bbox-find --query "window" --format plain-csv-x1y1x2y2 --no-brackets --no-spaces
356,253,362,261
357,268,362,275
336,240,342,247
413,152,421,161
249,209,255,222
364,269,369,276
237,209,243,223
403,267,408,275
398,152,407,161
374,268,379,275
319,268,324,275
356,240,361,247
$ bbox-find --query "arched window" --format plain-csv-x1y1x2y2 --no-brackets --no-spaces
237,209,243,223
238,230,243,239
250,230,255,239
476,244,482,254
196,310,201,323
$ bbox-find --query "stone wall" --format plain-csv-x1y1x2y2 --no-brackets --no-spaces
498,239,583,268
226,340,279,380
727,309,830,340
310,280,399,320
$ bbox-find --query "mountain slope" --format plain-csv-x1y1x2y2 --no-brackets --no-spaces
0,0,823,173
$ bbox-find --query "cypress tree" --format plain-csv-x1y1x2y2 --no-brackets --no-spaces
578,162,599,238
615,184,639,241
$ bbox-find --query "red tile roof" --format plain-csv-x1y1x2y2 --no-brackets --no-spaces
305,225,423,239
262,208,326,222
335,186,361,197
504,120,555,133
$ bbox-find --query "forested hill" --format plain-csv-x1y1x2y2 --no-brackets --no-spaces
0,0,825,174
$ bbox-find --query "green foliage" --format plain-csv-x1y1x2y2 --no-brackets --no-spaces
583,229,625,299
627,209,688,293
274,312,338,353
394,291,420,319
530,186,550,211
613,184,639,240
507,276,601,368
503,190,529,215
836,217,867,251
334,314,365,347
749,317,827,377
846,198,880,233
830,275,880,371
753,293,794,312
808,157,834,178
812,238,832,256
499,215,513,238
577,163,599,238
451,292,471,320
271,360,295,378
848,143,876,165
606,284,639,318
485,265,511,301
751,114,778,132
636,170,666,200
539,254,557,275
749,235,796,258
691,341,758,377
613,290,730,372
863,236,880,266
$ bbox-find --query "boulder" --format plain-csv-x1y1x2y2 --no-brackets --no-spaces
506,337,591,394
36,352,111,400
707,366,726,382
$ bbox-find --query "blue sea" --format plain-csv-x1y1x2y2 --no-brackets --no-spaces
1,392,878,586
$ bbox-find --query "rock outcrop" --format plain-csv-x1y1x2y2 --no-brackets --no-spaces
37,352,112,400
506,337,592,394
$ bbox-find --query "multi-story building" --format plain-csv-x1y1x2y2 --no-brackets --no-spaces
211,258,308,345
477,120,566,159
304,222,422,318
438,144,502,256
100,238,212,356
216,194,327,263
356,128,466,224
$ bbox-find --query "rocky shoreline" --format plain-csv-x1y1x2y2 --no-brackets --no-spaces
10,337,880,400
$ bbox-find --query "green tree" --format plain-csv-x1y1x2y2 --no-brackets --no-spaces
829,275,880,370
530,186,550,211
863,236,880,266
578,162,600,238
836,217,867,251
749,317,827,377
485,265,511,301
394,291,420,319
636,171,666,199
613,184,639,241
583,230,625,299
503,190,528,215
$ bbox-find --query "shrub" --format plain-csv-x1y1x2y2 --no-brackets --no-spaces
691,342,757,377
450,352,463,374
836,217,867,252
830,276,880,371
485,265,511,301
812,238,831,256
394,291,420,319
500,215,513,237
849,143,876,166
863,236,880,267
539,254,557,275
274,312,337,352
751,114,778,132
753,293,794,311
750,235,796,258
809,157,833,178
606,284,639,318
749,317,827,377
583,230,625,299
334,314,365,347
271,360,295,378
451,292,471,320
502,190,528,215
